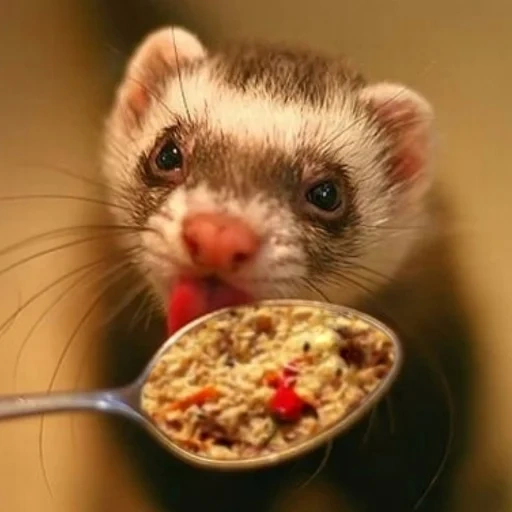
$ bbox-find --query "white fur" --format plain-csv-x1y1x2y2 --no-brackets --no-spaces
106,67,390,229
140,183,307,304
103,29,433,308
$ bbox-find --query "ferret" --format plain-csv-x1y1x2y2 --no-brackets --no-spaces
100,27,476,512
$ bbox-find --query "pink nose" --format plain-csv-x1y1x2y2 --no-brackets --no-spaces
182,212,261,271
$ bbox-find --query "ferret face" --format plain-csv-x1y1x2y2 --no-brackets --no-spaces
103,28,434,308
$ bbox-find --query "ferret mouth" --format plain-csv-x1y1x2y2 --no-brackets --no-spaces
167,275,254,334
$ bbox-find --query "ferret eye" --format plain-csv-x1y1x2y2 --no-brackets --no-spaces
306,181,342,212
145,136,186,186
154,141,183,171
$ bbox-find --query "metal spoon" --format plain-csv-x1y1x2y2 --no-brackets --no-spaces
0,299,402,471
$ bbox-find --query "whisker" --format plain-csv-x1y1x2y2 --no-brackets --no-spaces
0,283,24,339
128,283,154,332
358,223,427,232
70,270,151,450
10,259,105,388
295,440,333,490
301,277,331,302
412,362,454,511
385,396,396,435
12,248,141,390
38,258,135,498
361,406,379,447
142,294,158,331
338,276,454,510
0,231,142,281
352,235,415,257
238,276,301,286
331,268,384,290
324,271,379,298
82,270,151,335
0,259,108,355
308,254,455,510
171,27,192,123
346,263,394,284
0,224,146,261
7,162,122,196
0,194,133,213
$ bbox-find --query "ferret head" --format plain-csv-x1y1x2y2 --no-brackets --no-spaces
103,27,434,308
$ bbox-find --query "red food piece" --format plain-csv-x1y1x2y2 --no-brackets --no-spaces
167,277,252,334
269,385,306,422
263,357,305,389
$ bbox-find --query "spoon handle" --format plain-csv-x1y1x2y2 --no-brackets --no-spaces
0,388,135,420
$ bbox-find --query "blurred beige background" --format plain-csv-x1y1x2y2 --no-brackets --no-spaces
0,1,510,511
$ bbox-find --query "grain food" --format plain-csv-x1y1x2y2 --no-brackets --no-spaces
141,304,395,460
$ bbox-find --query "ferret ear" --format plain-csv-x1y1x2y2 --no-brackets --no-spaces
114,27,206,130
359,82,434,185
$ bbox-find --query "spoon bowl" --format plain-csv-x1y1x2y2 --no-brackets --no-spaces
0,299,402,471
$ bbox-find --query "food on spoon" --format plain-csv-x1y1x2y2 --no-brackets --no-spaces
141,303,396,461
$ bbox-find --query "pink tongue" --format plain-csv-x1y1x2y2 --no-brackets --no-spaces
167,277,253,334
